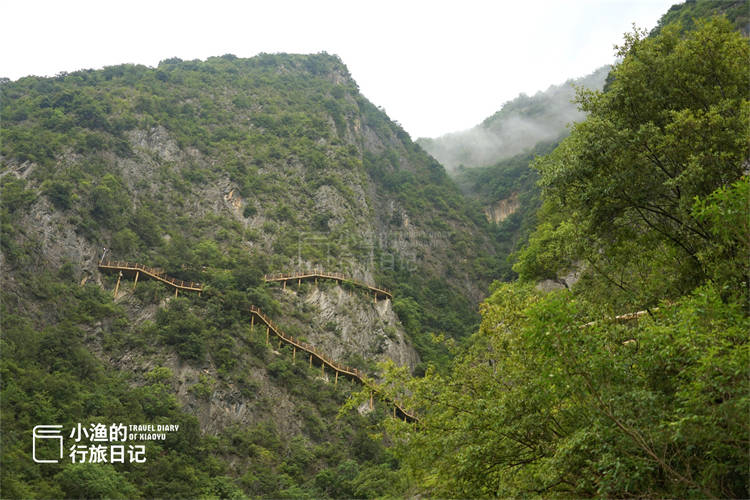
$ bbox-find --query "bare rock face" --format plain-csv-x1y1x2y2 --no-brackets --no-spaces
127,126,181,162
2,52,495,446
273,282,420,373
91,327,306,436
484,193,520,224
94,279,418,435
535,263,582,292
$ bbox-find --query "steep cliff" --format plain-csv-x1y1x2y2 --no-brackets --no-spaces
0,53,494,497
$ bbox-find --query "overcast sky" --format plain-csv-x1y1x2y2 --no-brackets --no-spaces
2,0,676,138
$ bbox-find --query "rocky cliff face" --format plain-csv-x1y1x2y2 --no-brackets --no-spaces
1,127,419,438
273,282,419,371
483,193,520,224
1,53,494,445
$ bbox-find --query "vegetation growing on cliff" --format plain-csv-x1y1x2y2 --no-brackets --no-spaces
1,52,494,497
388,17,749,498
2,2,747,498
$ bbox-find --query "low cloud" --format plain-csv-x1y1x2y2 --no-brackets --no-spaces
419,66,609,170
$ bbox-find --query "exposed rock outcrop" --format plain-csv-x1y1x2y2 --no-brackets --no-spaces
273,282,419,372
484,193,520,224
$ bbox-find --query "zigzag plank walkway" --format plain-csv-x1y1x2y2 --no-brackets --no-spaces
99,260,203,295
265,271,392,300
250,305,418,423
97,261,660,425
98,260,414,421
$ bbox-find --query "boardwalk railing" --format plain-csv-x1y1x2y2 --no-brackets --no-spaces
581,305,665,328
265,270,392,299
99,260,203,292
249,305,418,423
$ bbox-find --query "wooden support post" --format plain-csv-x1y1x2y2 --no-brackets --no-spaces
283,280,286,290
374,293,377,304
335,371,338,386
321,363,325,377
370,392,374,410
293,347,296,362
251,315,254,328
309,354,313,368
266,326,269,345
133,271,139,289
113,271,122,299
297,278,301,289
175,288,178,298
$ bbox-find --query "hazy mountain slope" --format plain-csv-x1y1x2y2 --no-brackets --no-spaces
0,53,496,497
452,140,559,280
417,65,609,170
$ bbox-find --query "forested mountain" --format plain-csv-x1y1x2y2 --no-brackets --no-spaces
2,1,748,498
652,0,749,35
417,66,609,170
418,67,609,282
452,140,557,280
1,53,496,497
385,16,749,498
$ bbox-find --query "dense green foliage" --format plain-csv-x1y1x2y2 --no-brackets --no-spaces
653,0,749,35
387,16,749,498
1,52,492,364
516,17,749,308
392,283,748,497
0,277,234,498
1,52,497,497
0,265,409,498
3,2,747,497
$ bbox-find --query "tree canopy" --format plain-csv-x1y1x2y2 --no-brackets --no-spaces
389,17,749,498
515,18,749,308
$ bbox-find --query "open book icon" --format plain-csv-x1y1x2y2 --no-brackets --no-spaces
33,425,63,463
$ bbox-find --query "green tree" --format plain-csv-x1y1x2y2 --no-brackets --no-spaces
90,173,130,227
391,17,750,499
155,298,207,361
42,178,74,210
55,463,141,499
391,283,749,498
111,227,139,255
516,18,749,305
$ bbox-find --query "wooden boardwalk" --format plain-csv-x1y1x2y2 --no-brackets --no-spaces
250,305,418,423
98,261,661,425
98,260,203,295
581,305,665,328
98,261,414,420
265,271,392,300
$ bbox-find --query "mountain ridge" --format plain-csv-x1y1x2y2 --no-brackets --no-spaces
417,65,609,170
0,52,495,497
